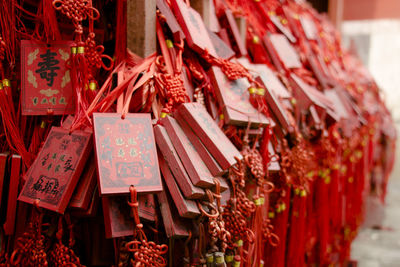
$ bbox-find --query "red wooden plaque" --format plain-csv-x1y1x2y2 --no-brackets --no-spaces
269,34,302,69
158,154,200,218
19,127,92,213
3,155,21,235
174,112,225,176
269,15,296,43
154,124,205,199
102,196,133,238
170,0,218,57
102,193,157,238
220,9,247,57
300,17,318,41
252,64,291,99
71,186,99,217
176,103,242,170
162,116,214,188
93,113,162,195
157,190,190,238
69,158,97,210
290,74,333,111
0,153,8,210
21,40,74,115
208,29,235,60
256,76,293,134
208,66,269,127
156,0,185,41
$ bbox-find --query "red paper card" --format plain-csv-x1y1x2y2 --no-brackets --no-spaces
102,193,157,238
3,155,21,235
157,190,190,238
170,0,218,57
19,127,92,213
154,124,205,199
69,158,97,210
174,112,225,176
21,40,74,115
176,103,242,170
158,153,200,218
0,153,8,210
162,116,214,188
269,34,302,69
208,66,269,127
93,113,162,195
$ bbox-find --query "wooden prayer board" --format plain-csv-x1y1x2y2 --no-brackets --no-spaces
176,103,242,170
19,127,92,213
69,158,97,210
21,40,74,115
93,113,162,195
208,66,269,127
162,116,214,188
154,124,205,199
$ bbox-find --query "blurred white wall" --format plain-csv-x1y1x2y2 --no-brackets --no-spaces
342,20,400,122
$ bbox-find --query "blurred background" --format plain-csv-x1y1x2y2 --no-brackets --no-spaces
310,1,400,265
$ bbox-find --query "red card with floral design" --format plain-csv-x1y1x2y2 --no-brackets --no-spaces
21,40,74,115
18,127,92,213
93,113,162,195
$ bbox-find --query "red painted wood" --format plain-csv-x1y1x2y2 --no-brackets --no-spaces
93,113,162,195
4,155,21,235
19,127,92,213
176,103,242,169
154,124,205,199
158,153,200,218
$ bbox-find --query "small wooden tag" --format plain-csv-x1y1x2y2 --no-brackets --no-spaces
21,40,74,115
93,113,162,195
170,0,218,57
154,124,205,199
102,193,157,238
69,158,97,210
268,34,302,69
162,116,214,188
174,112,225,176
176,103,242,170
157,189,190,238
19,127,92,213
158,153,200,218
208,66,269,127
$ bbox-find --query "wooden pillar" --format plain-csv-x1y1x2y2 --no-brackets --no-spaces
235,17,247,46
127,0,157,58
328,0,344,29
191,0,220,32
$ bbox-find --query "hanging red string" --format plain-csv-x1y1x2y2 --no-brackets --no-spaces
125,186,168,266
